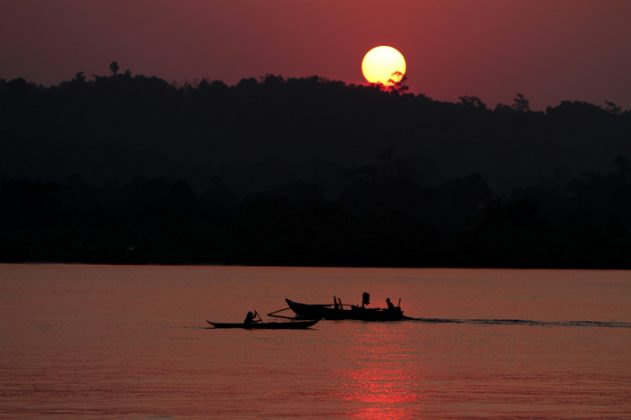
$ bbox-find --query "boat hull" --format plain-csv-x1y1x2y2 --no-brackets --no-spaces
207,319,318,329
286,299,404,321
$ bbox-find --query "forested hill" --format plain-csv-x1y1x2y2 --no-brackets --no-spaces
1,71,630,267
1,72,629,192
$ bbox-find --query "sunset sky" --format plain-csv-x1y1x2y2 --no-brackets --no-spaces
2,0,630,109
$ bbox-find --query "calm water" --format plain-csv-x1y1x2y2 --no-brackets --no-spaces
1,264,630,419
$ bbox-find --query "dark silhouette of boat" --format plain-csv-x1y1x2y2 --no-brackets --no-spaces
285,298,405,321
206,319,319,329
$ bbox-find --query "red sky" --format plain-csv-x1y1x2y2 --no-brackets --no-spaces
2,0,630,109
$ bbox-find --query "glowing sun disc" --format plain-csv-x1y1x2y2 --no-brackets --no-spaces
362,46,406,86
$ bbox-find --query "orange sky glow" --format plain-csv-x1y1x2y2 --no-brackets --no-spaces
1,0,630,109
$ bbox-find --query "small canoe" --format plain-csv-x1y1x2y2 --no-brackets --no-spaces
285,298,405,321
207,319,319,329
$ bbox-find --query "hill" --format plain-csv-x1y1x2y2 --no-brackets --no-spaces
1,71,630,267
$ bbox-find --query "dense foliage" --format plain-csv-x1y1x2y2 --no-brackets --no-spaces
1,69,630,267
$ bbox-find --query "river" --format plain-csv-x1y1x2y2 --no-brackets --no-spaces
1,264,630,418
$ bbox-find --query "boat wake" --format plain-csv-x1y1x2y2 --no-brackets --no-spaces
411,317,631,329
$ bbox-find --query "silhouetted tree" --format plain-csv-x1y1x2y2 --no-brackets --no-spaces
604,100,622,115
110,61,119,76
512,93,530,113
73,72,86,83
388,72,409,94
458,95,487,109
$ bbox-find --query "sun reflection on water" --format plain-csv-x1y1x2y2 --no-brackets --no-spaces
341,323,422,419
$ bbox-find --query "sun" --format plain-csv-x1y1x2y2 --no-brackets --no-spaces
361,46,407,86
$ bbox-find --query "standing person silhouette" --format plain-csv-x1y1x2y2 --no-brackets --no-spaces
361,292,371,308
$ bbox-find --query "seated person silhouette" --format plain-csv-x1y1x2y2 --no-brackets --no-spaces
386,297,396,311
244,310,261,325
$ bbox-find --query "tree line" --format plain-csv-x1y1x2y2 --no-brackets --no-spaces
1,66,630,267
1,157,629,267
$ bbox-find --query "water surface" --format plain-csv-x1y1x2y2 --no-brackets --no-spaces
1,264,630,418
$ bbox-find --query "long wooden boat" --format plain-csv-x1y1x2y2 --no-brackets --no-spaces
285,298,405,321
207,319,319,329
